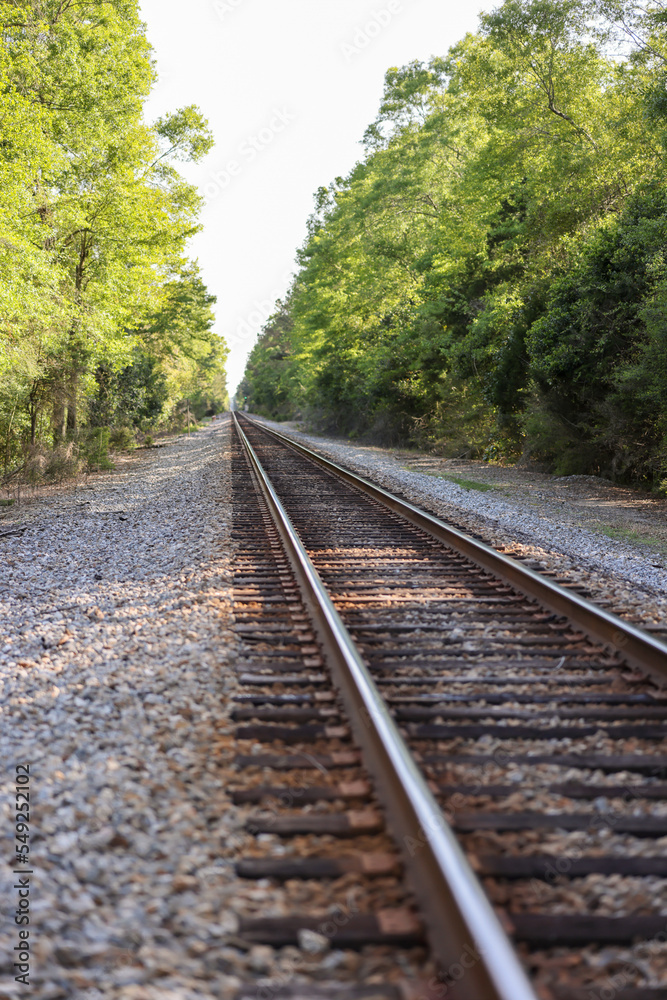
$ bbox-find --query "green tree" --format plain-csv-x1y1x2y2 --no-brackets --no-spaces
240,0,667,481
0,0,224,472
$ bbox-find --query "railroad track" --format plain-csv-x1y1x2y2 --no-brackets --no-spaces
229,412,667,1000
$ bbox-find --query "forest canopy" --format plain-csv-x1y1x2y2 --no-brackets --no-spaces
0,0,227,478
239,0,667,487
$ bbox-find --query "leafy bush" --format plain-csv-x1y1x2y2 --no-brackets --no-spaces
81,429,114,472
22,443,83,483
526,185,667,484
109,426,136,452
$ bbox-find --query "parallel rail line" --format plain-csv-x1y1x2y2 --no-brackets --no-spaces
229,412,667,1000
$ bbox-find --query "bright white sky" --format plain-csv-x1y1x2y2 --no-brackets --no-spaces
138,0,489,396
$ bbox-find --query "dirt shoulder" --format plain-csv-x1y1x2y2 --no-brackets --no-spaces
396,452,667,558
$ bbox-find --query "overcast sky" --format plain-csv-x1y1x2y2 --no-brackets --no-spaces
138,0,489,396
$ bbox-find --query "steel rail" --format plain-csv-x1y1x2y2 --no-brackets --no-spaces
232,411,538,1000
240,415,667,683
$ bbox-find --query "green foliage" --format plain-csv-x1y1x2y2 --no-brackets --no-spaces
527,184,667,479
241,297,297,419
0,0,226,479
109,426,136,452
82,428,114,472
90,354,169,429
241,0,667,486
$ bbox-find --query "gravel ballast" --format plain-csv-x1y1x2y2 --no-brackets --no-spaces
0,418,240,999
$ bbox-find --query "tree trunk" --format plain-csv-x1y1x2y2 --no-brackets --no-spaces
52,385,67,445
66,370,78,435
63,232,89,439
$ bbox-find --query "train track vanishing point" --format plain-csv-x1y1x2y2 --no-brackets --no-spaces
230,411,667,1000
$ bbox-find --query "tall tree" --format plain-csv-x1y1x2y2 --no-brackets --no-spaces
0,0,222,469
242,0,667,483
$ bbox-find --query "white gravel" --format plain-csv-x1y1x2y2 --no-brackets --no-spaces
251,416,667,621
0,418,241,999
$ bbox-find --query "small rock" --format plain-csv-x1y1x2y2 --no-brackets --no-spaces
297,929,330,955
79,826,114,850
172,874,198,892
249,944,274,973
321,950,347,971
114,966,149,986
54,943,85,967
